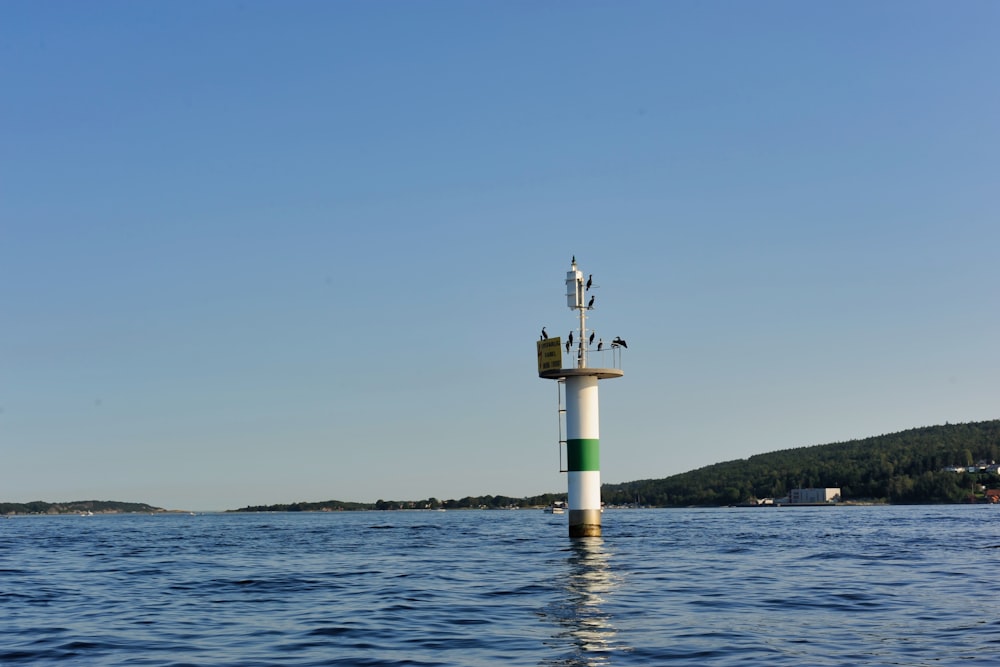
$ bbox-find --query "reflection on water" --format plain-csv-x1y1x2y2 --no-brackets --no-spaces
541,537,627,666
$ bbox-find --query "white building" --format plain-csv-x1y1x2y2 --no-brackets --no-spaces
789,488,841,504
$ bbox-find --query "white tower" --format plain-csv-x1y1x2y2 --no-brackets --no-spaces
536,257,624,537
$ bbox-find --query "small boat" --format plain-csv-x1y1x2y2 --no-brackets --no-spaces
543,501,566,514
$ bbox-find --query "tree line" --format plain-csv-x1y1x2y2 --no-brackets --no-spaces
231,494,569,512
14,423,999,515
1,500,163,515
602,420,1000,506
226,420,1000,511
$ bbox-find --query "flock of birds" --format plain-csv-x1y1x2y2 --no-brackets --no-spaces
538,273,628,358
539,327,628,352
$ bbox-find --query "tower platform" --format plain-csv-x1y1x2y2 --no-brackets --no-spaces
538,368,624,380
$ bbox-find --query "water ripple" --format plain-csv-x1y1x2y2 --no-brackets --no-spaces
3,507,1000,665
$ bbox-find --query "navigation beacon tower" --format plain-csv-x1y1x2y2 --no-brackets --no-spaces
536,257,624,538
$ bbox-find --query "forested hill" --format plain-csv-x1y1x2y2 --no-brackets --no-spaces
17,422,1000,513
230,421,1000,512
1,500,165,515
603,420,1000,506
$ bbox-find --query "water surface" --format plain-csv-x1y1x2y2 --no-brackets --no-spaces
2,506,998,665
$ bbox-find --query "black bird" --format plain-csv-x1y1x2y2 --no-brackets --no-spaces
586,274,593,291
568,331,574,347
597,338,604,351
588,295,595,310
613,336,627,349
541,327,548,340
589,331,595,345
565,339,571,353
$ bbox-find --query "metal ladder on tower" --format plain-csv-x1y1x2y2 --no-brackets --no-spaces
557,379,567,473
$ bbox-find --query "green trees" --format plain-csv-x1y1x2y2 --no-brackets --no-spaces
603,420,1000,506
216,421,1000,511
0,500,163,514
236,499,372,512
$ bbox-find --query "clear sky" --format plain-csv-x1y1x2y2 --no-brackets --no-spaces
2,1,998,511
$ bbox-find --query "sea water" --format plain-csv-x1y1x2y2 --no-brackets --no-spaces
2,505,998,666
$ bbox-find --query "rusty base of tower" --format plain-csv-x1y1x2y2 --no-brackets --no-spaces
568,509,602,538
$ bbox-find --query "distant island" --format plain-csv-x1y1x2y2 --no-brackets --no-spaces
1,500,165,515
9,420,1000,515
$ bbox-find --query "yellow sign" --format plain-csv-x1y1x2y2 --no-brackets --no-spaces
537,338,563,374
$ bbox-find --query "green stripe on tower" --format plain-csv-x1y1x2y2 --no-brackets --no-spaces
567,439,600,471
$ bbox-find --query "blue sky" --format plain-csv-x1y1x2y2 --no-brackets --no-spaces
3,1,998,511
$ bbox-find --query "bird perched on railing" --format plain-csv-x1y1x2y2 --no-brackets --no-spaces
612,336,628,349
586,274,593,291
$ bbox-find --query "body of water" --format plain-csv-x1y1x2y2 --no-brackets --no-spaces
2,505,998,665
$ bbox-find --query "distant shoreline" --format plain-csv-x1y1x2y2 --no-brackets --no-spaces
0,500,167,516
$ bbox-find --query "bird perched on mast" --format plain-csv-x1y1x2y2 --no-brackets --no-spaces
586,274,593,291
568,331,574,347
589,331,595,345
588,295,595,310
